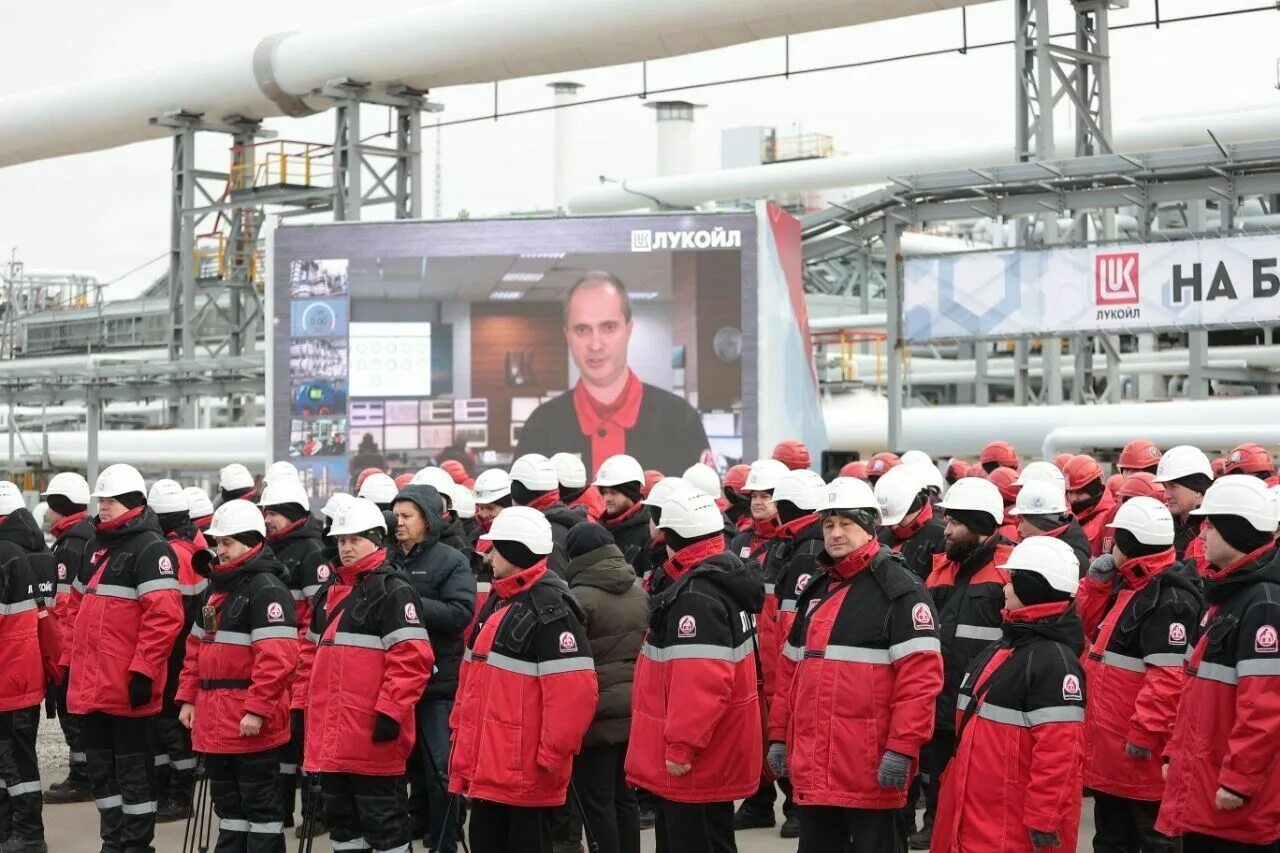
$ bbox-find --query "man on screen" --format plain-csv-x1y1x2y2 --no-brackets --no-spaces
518,271,711,475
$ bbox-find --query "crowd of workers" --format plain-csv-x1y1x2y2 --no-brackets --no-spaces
0,436,1278,853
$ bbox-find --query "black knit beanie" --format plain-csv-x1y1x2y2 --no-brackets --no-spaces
493,539,541,569
1113,528,1167,560
156,510,191,537
945,508,998,537
115,491,147,511
776,500,808,526
560,485,587,505
263,502,309,523
510,481,553,507
665,529,721,554
565,523,614,560
1012,570,1073,606
219,486,254,504
1209,514,1275,555
1169,473,1213,495
823,508,878,537
609,481,644,505
47,494,86,517
231,531,265,549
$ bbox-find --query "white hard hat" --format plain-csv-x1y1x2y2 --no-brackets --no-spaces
938,477,1005,526
184,487,215,520
1010,480,1068,517
550,453,588,489
643,477,701,511
147,479,190,515
999,536,1080,596
900,450,934,469
206,499,267,539
453,486,476,520
1015,461,1067,489
219,463,255,493
91,464,146,499
903,459,945,494
594,454,645,489
358,473,398,505
743,458,789,493
1107,496,1175,546
329,497,388,537
264,461,300,484
259,477,311,512
510,454,559,493
818,476,880,521
1192,474,1279,533
0,482,25,516
473,469,513,504
411,467,457,504
656,490,724,538
874,466,926,527
320,492,355,520
479,506,554,555
682,463,723,500
1153,445,1214,484
774,469,826,512
42,472,90,505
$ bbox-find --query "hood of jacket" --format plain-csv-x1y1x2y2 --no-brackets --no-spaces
393,485,445,549
564,544,636,593
0,507,48,552
93,506,165,544
544,502,587,530
1204,544,1280,605
1003,600,1085,657
208,544,290,592
653,551,764,616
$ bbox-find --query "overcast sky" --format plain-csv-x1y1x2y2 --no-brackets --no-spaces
1,0,1276,299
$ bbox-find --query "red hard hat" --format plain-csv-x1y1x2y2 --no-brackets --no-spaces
641,469,664,498
394,473,414,490
866,452,901,479
1062,455,1104,491
440,459,471,485
986,466,1021,504
355,467,385,490
1223,443,1276,476
771,439,811,471
1118,471,1165,503
1052,453,1073,471
723,464,751,493
1211,457,1228,478
839,461,869,481
979,440,1019,471
1106,473,1123,496
1118,439,1162,472
945,458,968,483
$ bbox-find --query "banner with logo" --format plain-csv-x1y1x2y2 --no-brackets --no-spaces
902,233,1280,342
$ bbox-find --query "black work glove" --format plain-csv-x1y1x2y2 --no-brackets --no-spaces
291,709,305,741
44,690,57,719
127,673,153,709
371,713,400,743
1029,829,1061,850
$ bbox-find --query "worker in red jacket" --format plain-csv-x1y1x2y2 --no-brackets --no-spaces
932,536,1087,853
1009,480,1091,577
768,475,942,851
0,484,61,853
1077,496,1202,852
985,466,1022,544
295,497,433,853
450,506,597,853
1119,439,1162,475
1157,475,1280,850
1152,445,1215,575
41,471,95,805
721,464,752,531
1062,454,1119,557
66,464,185,853
553,452,605,522
877,466,947,582
627,489,765,853
175,500,300,853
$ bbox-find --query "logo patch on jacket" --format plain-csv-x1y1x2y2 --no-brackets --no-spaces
57,563,67,581
317,565,331,581
1168,623,1187,646
795,574,811,594
1062,674,1082,701
404,603,419,624
1256,625,1278,654
677,615,697,638
739,547,751,558
558,631,578,653
158,555,174,575
911,602,934,631
266,602,285,623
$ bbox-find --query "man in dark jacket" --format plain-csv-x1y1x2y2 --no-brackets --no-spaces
564,524,647,853
1010,480,1092,577
391,484,476,853
593,455,652,579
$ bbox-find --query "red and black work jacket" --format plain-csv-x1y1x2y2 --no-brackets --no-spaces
601,500,652,581
299,548,434,776
877,499,946,581
770,519,824,671
927,535,1014,731
0,524,56,713
161,523,210,710
729,516,780,692
51,512,92,646
566,485,605,524
449,560,597,807
932,601,1087,853
66,509,184,717
175,545,299,755
1174,515,1210,576
755,513,817,701
770,541,942,810
1080,549,1203,801
268,517,328,638
1157,545,1280,845
1076,489,1119,558
626,540,765,804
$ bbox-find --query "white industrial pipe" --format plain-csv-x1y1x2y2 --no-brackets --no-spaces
1041,425,1280,462
0,0,995,167
570,104,1280,213
22,427,267,470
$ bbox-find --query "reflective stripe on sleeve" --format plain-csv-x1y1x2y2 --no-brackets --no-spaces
210,631,251,647
1237,658,1280,678
973,702,1085,727
1101,651,1146,673
485,651,596,677
0,600,37,615
251,626,300,643
1142,652,1186,668
821,645,891,665
332,632,383,650
640,638,754,664
954,624,1003,642
138,578,180,596
781,642,804,663
382,627,430,649
90,584,138,601
888,637,941,661
1193,661,1238,685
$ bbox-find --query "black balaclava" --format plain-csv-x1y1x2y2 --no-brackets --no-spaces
263,502,309,524
1025,513,1069,533
219,486,254,504
560,485,587,505
1070,479,1106,515
776,500,808,526
981,460,1001,474
664,529,721,554
493,540,541,569
1113,528,1167,560
47,494,87,518
946,508,998,538
565,523,615,561
510,482,553,507
1012,570,1072,606
609,482,644,506
156,510,192,537
1209,515,1274,555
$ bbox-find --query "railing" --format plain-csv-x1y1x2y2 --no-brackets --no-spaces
812,329,893,385
229,140,334,191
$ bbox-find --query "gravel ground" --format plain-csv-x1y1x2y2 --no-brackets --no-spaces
35,713,69,781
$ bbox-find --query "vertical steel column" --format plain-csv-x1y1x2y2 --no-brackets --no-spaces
885,219,904,450
1014,339,1030,404
166,125,198,426
974,345,990,406
395,103,423,219
334,100,362,221
86,388,100,497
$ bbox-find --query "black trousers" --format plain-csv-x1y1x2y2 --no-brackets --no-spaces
739,776,795,818
798,805,905,853
921,728,956,822
654,798,736,853
469,798,552,853
320,772,411,853
571,743,640,853
54,681,87,779
207,748,285,853
84,711,157,853
277,712,304,824
1091,791,1174,852
1183,835,1280,852
153,711,196,806
0,706,43,843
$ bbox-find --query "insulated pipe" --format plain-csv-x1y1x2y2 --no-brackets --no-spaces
1041,425,1280,461
0,0,995,167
